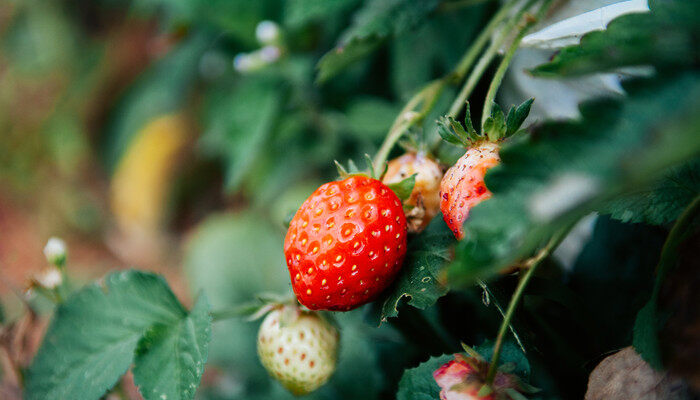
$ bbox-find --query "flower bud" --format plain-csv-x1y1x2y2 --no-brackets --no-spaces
43,237,67,266
255,20,280,45
35,267,63,290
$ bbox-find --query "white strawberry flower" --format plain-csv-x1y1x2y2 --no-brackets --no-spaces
43,237,67,266
255,20,281,45
35,267,63,290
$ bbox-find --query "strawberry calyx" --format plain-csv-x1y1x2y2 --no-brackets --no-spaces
434,347,539,400
334,156,416,203
438,98,534,147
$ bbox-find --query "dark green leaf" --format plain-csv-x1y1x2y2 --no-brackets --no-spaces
396,354,453,400
531,0,699,77
200,78,283,192
633,301,662,369
602,159,700,225
316,0,441,82
449,71,700,284
505,98,534,137
387,173,416,202
284,0,361,28
316,35,382,84
368,216,454,324
26,270,210,400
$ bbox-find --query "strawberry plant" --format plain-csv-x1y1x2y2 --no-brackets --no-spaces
0,0,698,399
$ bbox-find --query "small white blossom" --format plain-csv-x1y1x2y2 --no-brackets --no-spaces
36,267,63,289
233,53,254,72
259,45,282,63
43,237,67,265
255,20,280,45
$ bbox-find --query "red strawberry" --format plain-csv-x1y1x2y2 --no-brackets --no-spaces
439,141,500,240
383,152,443,233
284,175,408,311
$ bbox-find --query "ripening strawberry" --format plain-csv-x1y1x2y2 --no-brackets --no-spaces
284,175,408,311
383,152,443,233
437,99,534,240
257,306,339,395
439,141,499,240
434,353,531,400
434,356,495,400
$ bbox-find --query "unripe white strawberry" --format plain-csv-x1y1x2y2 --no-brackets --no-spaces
257,306,339,395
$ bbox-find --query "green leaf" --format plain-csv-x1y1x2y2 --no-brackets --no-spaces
505,98,534,137
387,173,416,202
200,78,283,192
531,0,699,77
316,35,382,84
632,195,700,369
368,216,454,324
475,340,530,379
390,7,487,99
316,0,441,82
601,159,700,225
449,71,700,284
26,270,211,400
344,97,400,141
396,354,453,400
284,0,361,28
101,34,209,174
632,301,662,370
133,294,211,400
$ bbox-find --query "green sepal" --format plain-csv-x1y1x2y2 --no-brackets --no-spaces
387,173,417,202
437,116,470,146
484,102,507,141
334,160,350,178
364,154,378,179
476,384,493,397
462,102,479,141
347,159,361,174
505,98,534,137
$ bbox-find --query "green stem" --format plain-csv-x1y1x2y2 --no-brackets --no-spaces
480,18,532,128
481,0,551,128
210,307,245,322
373,79,446,171
372,0,522,171
485,226,569,384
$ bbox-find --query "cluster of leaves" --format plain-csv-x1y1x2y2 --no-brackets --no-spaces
26,271,211,400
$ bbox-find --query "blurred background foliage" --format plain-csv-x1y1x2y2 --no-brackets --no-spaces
0,0,698,399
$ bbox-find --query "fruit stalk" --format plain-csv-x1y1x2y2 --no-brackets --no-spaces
480,0,553,127
372,0,524,171
485,225,571,385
